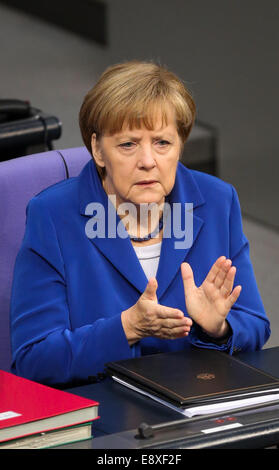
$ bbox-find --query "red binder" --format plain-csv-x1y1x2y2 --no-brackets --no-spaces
0,370,99,443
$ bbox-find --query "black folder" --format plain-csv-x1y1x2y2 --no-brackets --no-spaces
106,349,279,408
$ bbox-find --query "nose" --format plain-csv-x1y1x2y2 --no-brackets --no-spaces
137,145,156,169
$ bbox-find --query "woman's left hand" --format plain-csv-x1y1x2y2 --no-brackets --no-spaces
181,256,242,338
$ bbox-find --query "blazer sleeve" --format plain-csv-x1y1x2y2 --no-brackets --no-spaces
189,184,271,353
10,197,135,386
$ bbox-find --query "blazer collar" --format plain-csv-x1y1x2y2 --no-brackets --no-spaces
78,159,205,298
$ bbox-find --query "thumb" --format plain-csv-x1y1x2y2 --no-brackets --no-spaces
141,277,158,301
181,262,196,294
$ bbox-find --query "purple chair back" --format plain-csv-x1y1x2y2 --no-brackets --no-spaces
0,147,91,372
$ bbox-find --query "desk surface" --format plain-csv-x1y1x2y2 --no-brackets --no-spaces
60,347,279,449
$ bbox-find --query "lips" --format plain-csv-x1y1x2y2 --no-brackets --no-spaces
136,180,158,185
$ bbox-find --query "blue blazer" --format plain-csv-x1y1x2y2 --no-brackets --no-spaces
10,159,270,385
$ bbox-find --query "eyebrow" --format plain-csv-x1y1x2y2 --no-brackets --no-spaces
116,133,175,142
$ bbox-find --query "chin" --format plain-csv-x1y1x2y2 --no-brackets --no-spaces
133,196,164,206
130,188,165,206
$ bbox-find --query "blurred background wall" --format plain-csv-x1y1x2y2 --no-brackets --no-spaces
107,0,279,231
0,0,278,346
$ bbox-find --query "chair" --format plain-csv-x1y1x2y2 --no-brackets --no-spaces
0,147,91,372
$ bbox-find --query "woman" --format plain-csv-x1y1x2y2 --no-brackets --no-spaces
10,61,270,386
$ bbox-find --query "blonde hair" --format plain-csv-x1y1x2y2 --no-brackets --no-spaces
79,61,196,175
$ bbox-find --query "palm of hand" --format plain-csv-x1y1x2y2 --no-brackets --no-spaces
181,257,242,337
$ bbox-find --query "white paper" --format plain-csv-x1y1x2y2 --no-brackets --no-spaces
112,376,184,413
184,393,279,417
0,411,21,421
112,376,279,418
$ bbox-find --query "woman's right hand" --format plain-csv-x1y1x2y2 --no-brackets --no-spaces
121,278,192,346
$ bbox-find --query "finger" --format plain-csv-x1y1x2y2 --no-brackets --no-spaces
205,256,226,283
141,277,158,301
157,306,193,325
220,266,236,297
214,259,232,288
225,285,242,308
160,325,191,339
181,262,196,293
161,318,192,331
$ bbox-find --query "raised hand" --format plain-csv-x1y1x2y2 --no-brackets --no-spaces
181,256,242,338
121,277,192,345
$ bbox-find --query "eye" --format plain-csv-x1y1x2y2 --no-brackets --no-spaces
156,140,171,147
118,141,135,149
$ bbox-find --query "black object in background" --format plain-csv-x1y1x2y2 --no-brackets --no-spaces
0,99,62,161
182,120,218,176
0,0,107,46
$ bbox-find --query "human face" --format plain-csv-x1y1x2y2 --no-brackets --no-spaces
91,112,182,209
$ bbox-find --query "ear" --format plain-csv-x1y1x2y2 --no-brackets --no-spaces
91,133,106,169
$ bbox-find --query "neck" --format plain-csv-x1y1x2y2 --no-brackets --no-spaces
107,194,165,240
